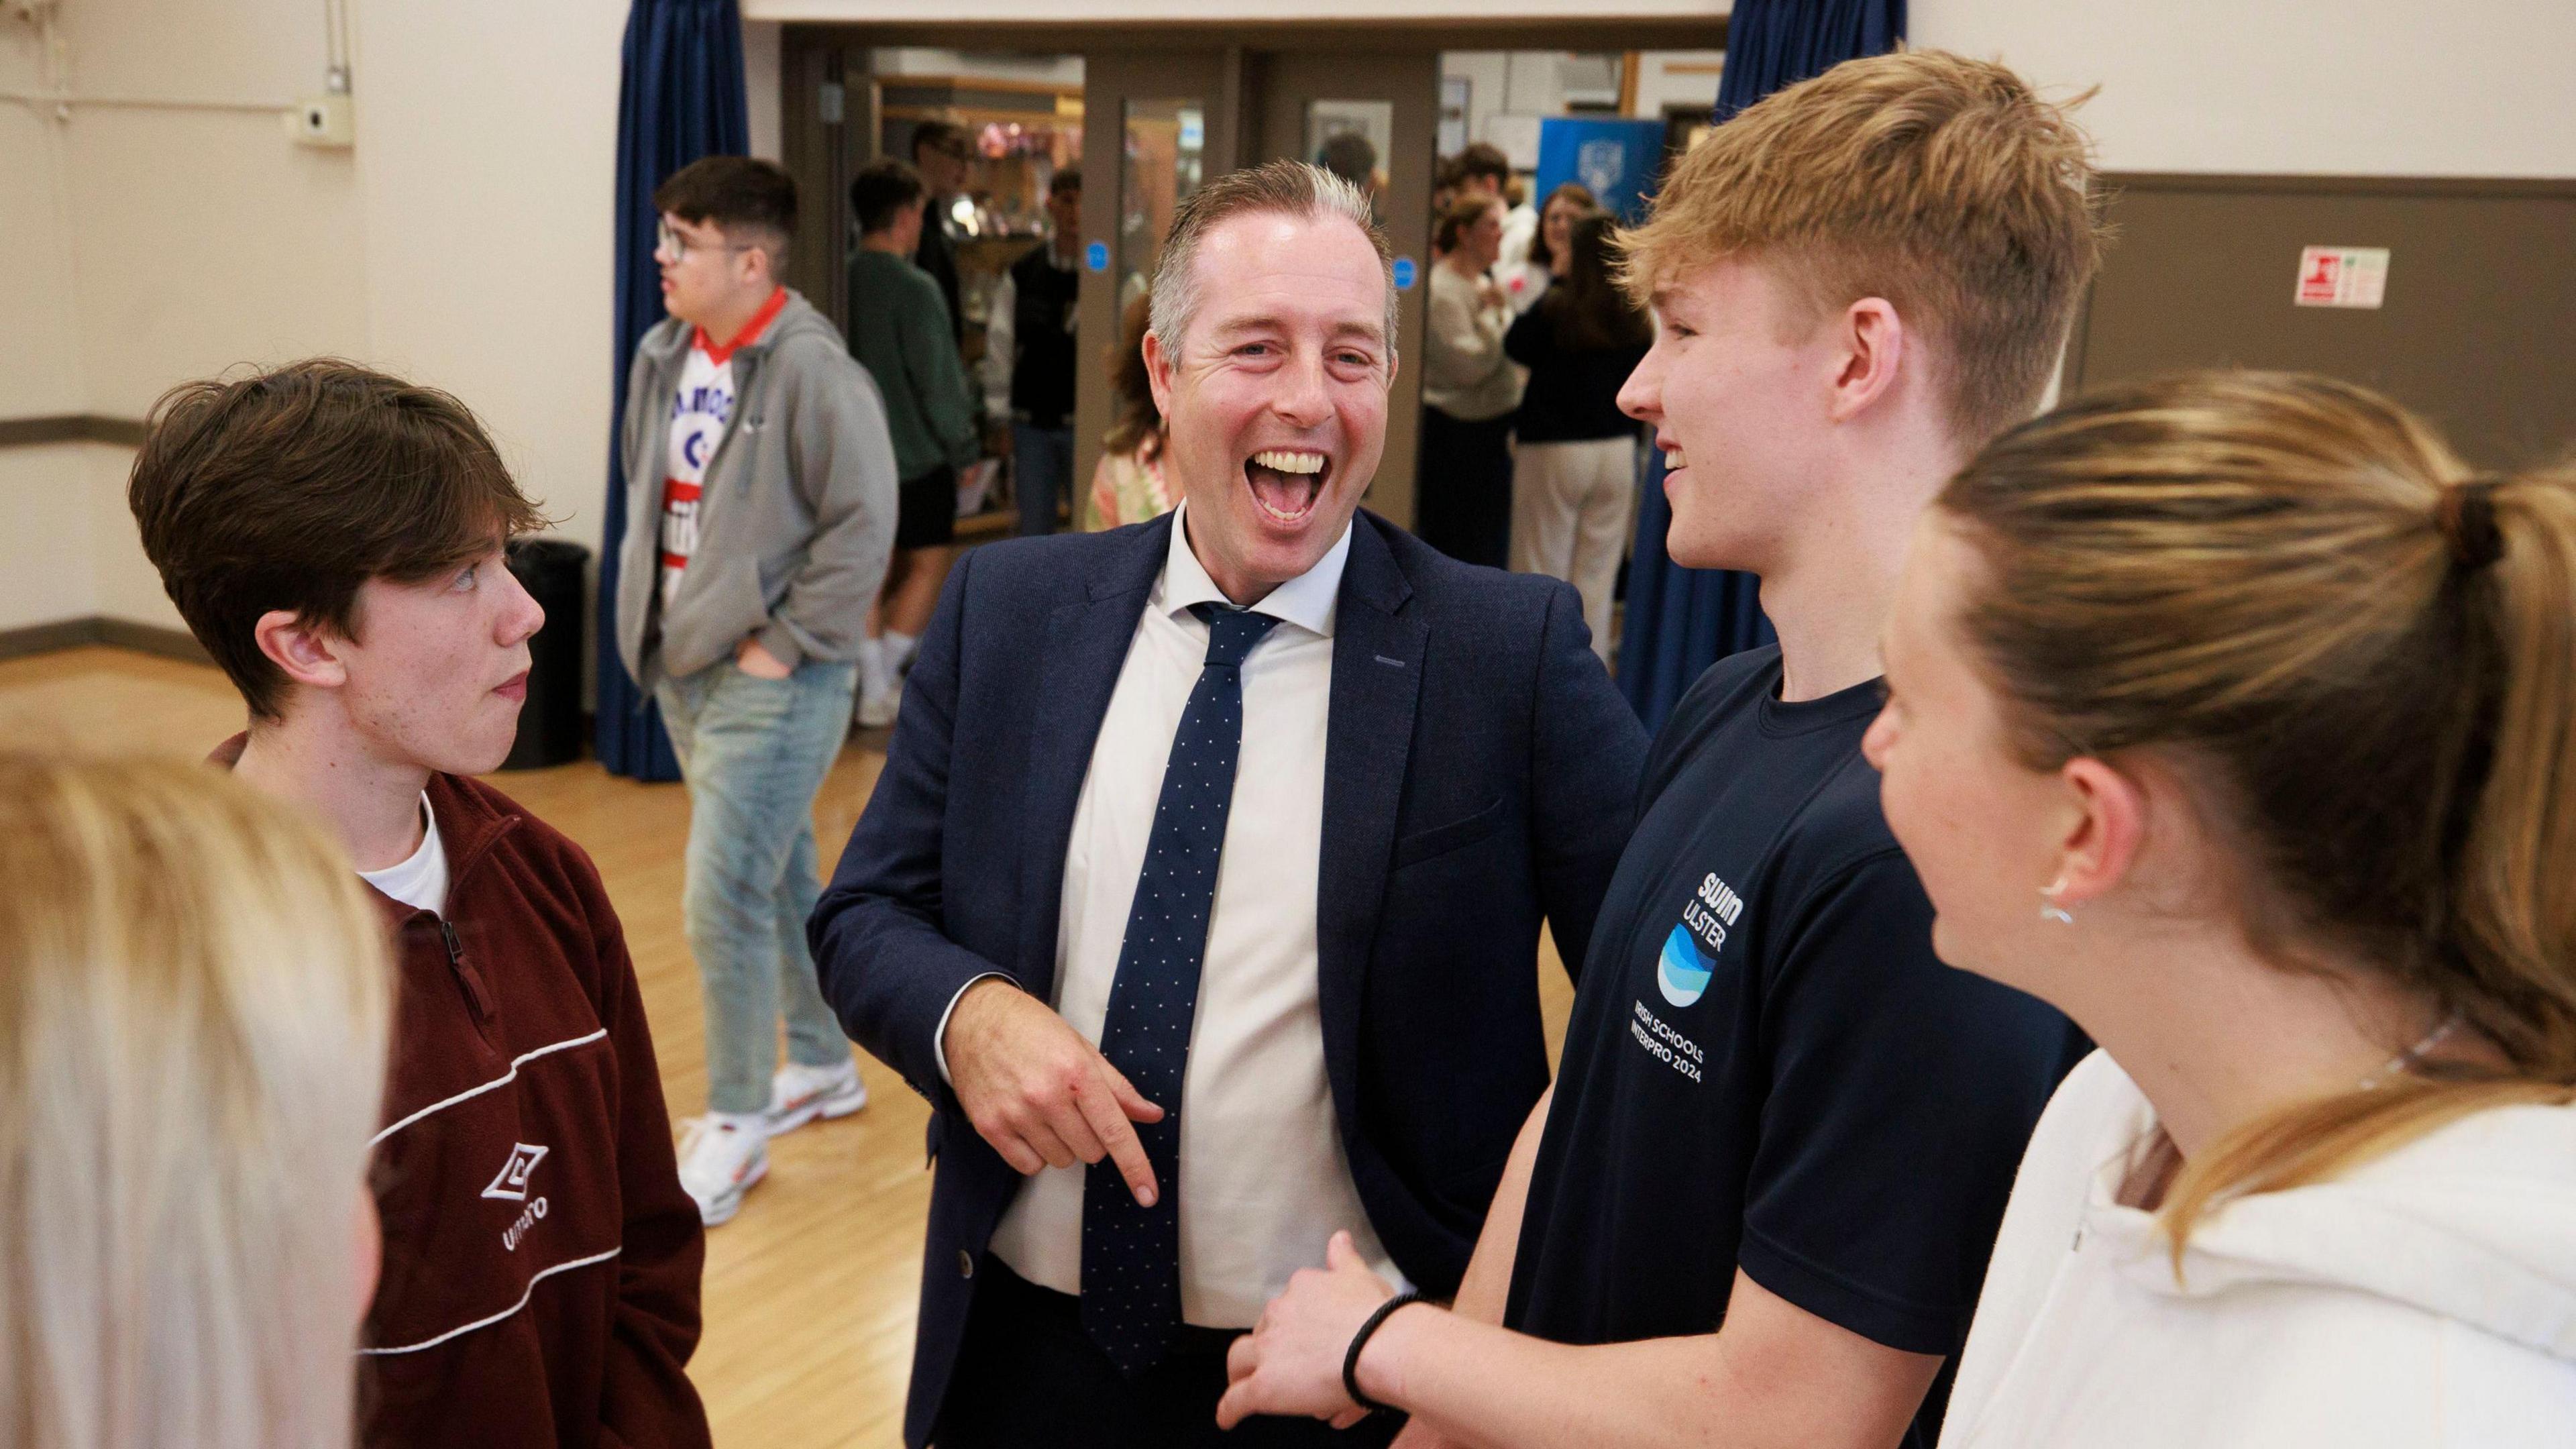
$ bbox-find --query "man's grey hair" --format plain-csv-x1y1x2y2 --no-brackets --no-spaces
1147,160,1399,370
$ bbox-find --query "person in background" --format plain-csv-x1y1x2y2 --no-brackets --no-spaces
0,753,390,1449
984,167,1084,536
812,158,1645,1449
133,360,715,1447
1218,52,2102,1449
848,158,981,727
1089,293,1175,530
1870,372,2576,1447
1504,211,1648,662
1428,156,1462,248
1318,129,1383,207
911,119,975,347
625,156,897,1227
1502,182,1599,315
1417,193,1522,569
1450,142,1537,284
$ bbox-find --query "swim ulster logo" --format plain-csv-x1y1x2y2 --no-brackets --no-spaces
1658,924,1712,1007
1659,873,1746,1008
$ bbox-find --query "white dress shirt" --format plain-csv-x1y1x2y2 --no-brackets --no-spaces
981,503,1402,1326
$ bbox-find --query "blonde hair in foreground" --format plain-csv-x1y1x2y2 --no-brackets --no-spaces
1936,371,2576,1260
1620,48,2105,445
0,755,391,1449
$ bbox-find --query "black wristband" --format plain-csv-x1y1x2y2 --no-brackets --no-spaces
1342,1291,1423,1415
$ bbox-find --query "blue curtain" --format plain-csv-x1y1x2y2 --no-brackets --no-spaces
1615,0,1904,733
598,0,747,780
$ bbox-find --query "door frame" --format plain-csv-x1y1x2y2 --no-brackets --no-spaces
779,19,1729,528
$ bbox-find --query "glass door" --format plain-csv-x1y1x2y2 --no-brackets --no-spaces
1254,51,1440,531
1073,50,1237,527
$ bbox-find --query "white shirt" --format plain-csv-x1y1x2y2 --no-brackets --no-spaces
1942,1051,2576,1448
358,793,449,915
660,345,733,610
660,288,786,609
981,503,1401,1326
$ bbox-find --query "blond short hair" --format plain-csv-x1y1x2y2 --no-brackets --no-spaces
1622,49,2105,444
0,755,391,1449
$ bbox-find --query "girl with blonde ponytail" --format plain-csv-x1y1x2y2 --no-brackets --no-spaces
1860,370,2576,1446
0,754,391,1449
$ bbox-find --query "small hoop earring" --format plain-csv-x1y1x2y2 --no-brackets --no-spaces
2039,890,2075,926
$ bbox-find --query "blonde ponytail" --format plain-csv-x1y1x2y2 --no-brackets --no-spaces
1936,374,2576,1254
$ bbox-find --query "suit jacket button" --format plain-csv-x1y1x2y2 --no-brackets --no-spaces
958,1249,975,1279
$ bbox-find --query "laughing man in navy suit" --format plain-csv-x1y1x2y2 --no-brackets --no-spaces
809,159,1648,1449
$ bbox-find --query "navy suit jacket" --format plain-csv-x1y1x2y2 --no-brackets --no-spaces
810,509,1647,1447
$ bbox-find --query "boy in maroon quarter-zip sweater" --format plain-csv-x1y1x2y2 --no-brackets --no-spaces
127,360,713,1449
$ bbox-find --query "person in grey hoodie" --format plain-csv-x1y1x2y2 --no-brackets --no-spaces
616,156,898,1226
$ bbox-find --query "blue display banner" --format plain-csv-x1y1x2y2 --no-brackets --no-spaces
1532,118,1670,225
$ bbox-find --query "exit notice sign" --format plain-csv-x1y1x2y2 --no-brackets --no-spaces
2296,246,2390,309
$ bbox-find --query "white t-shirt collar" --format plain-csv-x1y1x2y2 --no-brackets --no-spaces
358,792,449,916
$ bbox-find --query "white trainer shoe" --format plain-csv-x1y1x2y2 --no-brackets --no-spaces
767,1058,868,1136
676,1113,769,1227
856,678,899,729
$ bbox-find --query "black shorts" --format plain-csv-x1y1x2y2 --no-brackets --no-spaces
896,466,957,549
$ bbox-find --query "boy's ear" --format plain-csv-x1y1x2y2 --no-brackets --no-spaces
252,608,350,694
1825,296,1908,424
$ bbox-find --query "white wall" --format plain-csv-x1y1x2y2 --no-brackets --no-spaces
1629,49,1723,118
746,19,784,162
0,447,101,632
1,0,629,643
356,0,629,550
1913,0,2576,178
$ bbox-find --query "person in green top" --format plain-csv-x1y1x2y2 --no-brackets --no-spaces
847,158,982,727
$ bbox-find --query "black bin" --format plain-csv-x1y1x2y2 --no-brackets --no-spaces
500,537,590,771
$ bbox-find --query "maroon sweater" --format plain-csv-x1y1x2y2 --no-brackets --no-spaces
217,743,712,1448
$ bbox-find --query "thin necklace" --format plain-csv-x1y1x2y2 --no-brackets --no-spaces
2358,1011,2464,1091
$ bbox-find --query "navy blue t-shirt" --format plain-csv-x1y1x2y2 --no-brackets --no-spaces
1505,647,2084,1449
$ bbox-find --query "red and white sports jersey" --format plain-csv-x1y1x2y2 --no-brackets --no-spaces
660,287,787,610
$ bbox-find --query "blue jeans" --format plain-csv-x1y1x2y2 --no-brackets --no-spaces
653,657,859,1114
1016,422,1075,536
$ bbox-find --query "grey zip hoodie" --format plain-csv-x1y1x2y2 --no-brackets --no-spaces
616,288,898,690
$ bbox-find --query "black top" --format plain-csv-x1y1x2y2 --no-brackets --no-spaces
1503,301,1650,443
1008,242,1081,428
1505,647,2086,1449
914,212,964,347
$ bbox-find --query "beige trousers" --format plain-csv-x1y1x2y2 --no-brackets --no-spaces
1510,435,1638,661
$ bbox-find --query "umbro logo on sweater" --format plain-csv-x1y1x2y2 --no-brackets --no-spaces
483,1142,550,1201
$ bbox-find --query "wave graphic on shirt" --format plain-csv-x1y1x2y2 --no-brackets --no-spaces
1657,923,1712,1008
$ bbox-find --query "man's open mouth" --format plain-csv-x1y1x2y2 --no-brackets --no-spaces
1244,448,1330,525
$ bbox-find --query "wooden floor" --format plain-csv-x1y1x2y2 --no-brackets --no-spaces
0,647,1573,1449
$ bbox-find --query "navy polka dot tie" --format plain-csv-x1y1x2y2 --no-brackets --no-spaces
1080,602,1281,1376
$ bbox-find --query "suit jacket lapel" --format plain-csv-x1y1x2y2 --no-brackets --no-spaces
1014,515,1173,1002
1318,516,1424,1114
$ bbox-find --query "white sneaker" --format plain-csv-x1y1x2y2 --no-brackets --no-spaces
767,1057,868,1136
857,678,898,729
676,1114,769,1227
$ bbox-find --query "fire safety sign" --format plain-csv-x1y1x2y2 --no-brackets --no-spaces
2295,246,2391,309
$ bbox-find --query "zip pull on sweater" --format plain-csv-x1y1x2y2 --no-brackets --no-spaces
441,917,497,1021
